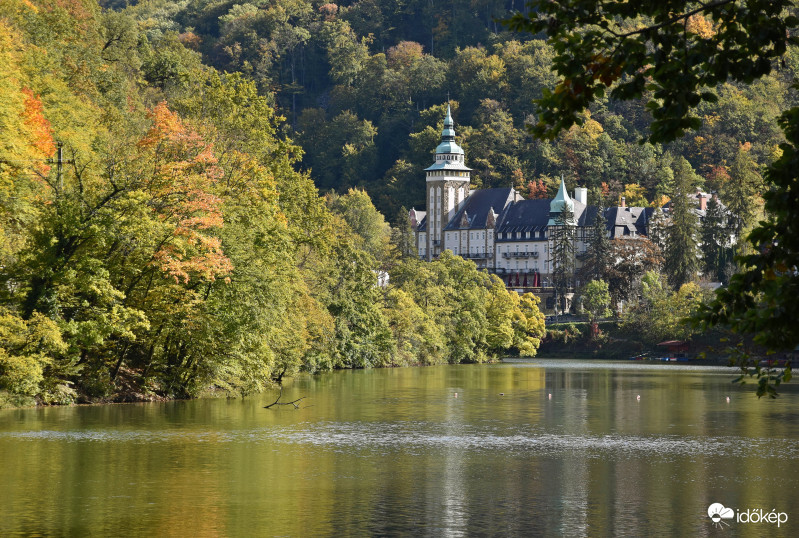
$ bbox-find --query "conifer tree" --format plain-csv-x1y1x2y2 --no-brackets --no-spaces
699,196,728,279
722,147,762,244
647,205,668,254
390,206,418,262
664,158,700,288
580,196,610,283
550,205,575,314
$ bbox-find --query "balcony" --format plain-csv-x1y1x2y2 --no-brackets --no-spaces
463,252,493,259
432,240,441,246
502,251,540,259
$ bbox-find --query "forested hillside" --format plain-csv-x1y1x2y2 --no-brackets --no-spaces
1,0,794,404
106,0,798,224
0,0,546,405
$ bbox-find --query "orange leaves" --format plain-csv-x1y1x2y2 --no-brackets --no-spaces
21,88,55,159
527,179,548,199
153,236,233,285
586,54,623,87
140,102,232,284
139,101,184,148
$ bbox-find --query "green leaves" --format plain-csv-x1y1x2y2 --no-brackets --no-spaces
505,0,797,144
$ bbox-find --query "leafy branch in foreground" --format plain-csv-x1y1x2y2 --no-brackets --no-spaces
504,1,798,144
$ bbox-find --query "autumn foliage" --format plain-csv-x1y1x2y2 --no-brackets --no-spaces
141,102,232,284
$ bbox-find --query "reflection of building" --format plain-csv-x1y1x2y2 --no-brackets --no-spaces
410,107,658,309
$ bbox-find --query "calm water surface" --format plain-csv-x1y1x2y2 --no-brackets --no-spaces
1,360,798,536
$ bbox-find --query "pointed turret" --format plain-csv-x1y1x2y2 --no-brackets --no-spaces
548,176,575,226
433,105,466,157
442,104,456,142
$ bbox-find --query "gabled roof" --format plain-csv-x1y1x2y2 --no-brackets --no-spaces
604,206,653,238
444,188,515,231
496,199,550,235
409,208,426,230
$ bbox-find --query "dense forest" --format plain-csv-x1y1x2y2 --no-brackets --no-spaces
94,0,795,221
0,0,792,405
0,0,547,405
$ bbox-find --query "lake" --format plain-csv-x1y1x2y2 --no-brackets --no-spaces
1,360,798,536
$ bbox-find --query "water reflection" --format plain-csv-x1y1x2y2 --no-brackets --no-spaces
1,361,798,537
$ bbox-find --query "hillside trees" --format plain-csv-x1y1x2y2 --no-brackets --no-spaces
0,1,550,405
89,0,792,234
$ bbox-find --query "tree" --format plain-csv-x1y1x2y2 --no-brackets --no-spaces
605,238,663,309
622,271,706,345
511,292,546,357
580,196,610,282
390,206,417,262
664,158,700,288
699,196,730,280
328,188,391,263
647,205,669,254
722,146,762,243
619,183,648,208
504,1,796,144
581,279,611,339
550,205,575,314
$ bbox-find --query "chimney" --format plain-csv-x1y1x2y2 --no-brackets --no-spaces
699,193,708,211
574,187,588,205
621,196,626,208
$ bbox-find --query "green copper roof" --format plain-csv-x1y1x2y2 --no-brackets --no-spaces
548,176,575,226
436,104,464,155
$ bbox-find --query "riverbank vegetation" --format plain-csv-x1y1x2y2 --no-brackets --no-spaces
2,1,796,404
0,0,545,405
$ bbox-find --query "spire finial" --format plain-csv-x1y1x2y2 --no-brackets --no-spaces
442,102,455,141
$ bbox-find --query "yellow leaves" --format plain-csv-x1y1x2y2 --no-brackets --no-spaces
0,308,66,396
769,144,783,162
686,14,716,39
651,194,670,208
619,183,648,207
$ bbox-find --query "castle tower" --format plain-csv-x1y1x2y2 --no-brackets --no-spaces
423,105,471,260
547,176,575,226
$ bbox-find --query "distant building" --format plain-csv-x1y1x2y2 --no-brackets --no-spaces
411,106,661,308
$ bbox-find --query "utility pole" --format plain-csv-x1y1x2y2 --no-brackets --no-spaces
46,141,73,197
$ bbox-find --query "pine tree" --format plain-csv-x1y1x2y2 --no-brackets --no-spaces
550,205,575,314
647,205,668,253
580,197,610,282
699,196,727,279
723,146,762,244
664,158,700,288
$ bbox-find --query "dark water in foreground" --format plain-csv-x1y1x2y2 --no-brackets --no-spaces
1,360,798,536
